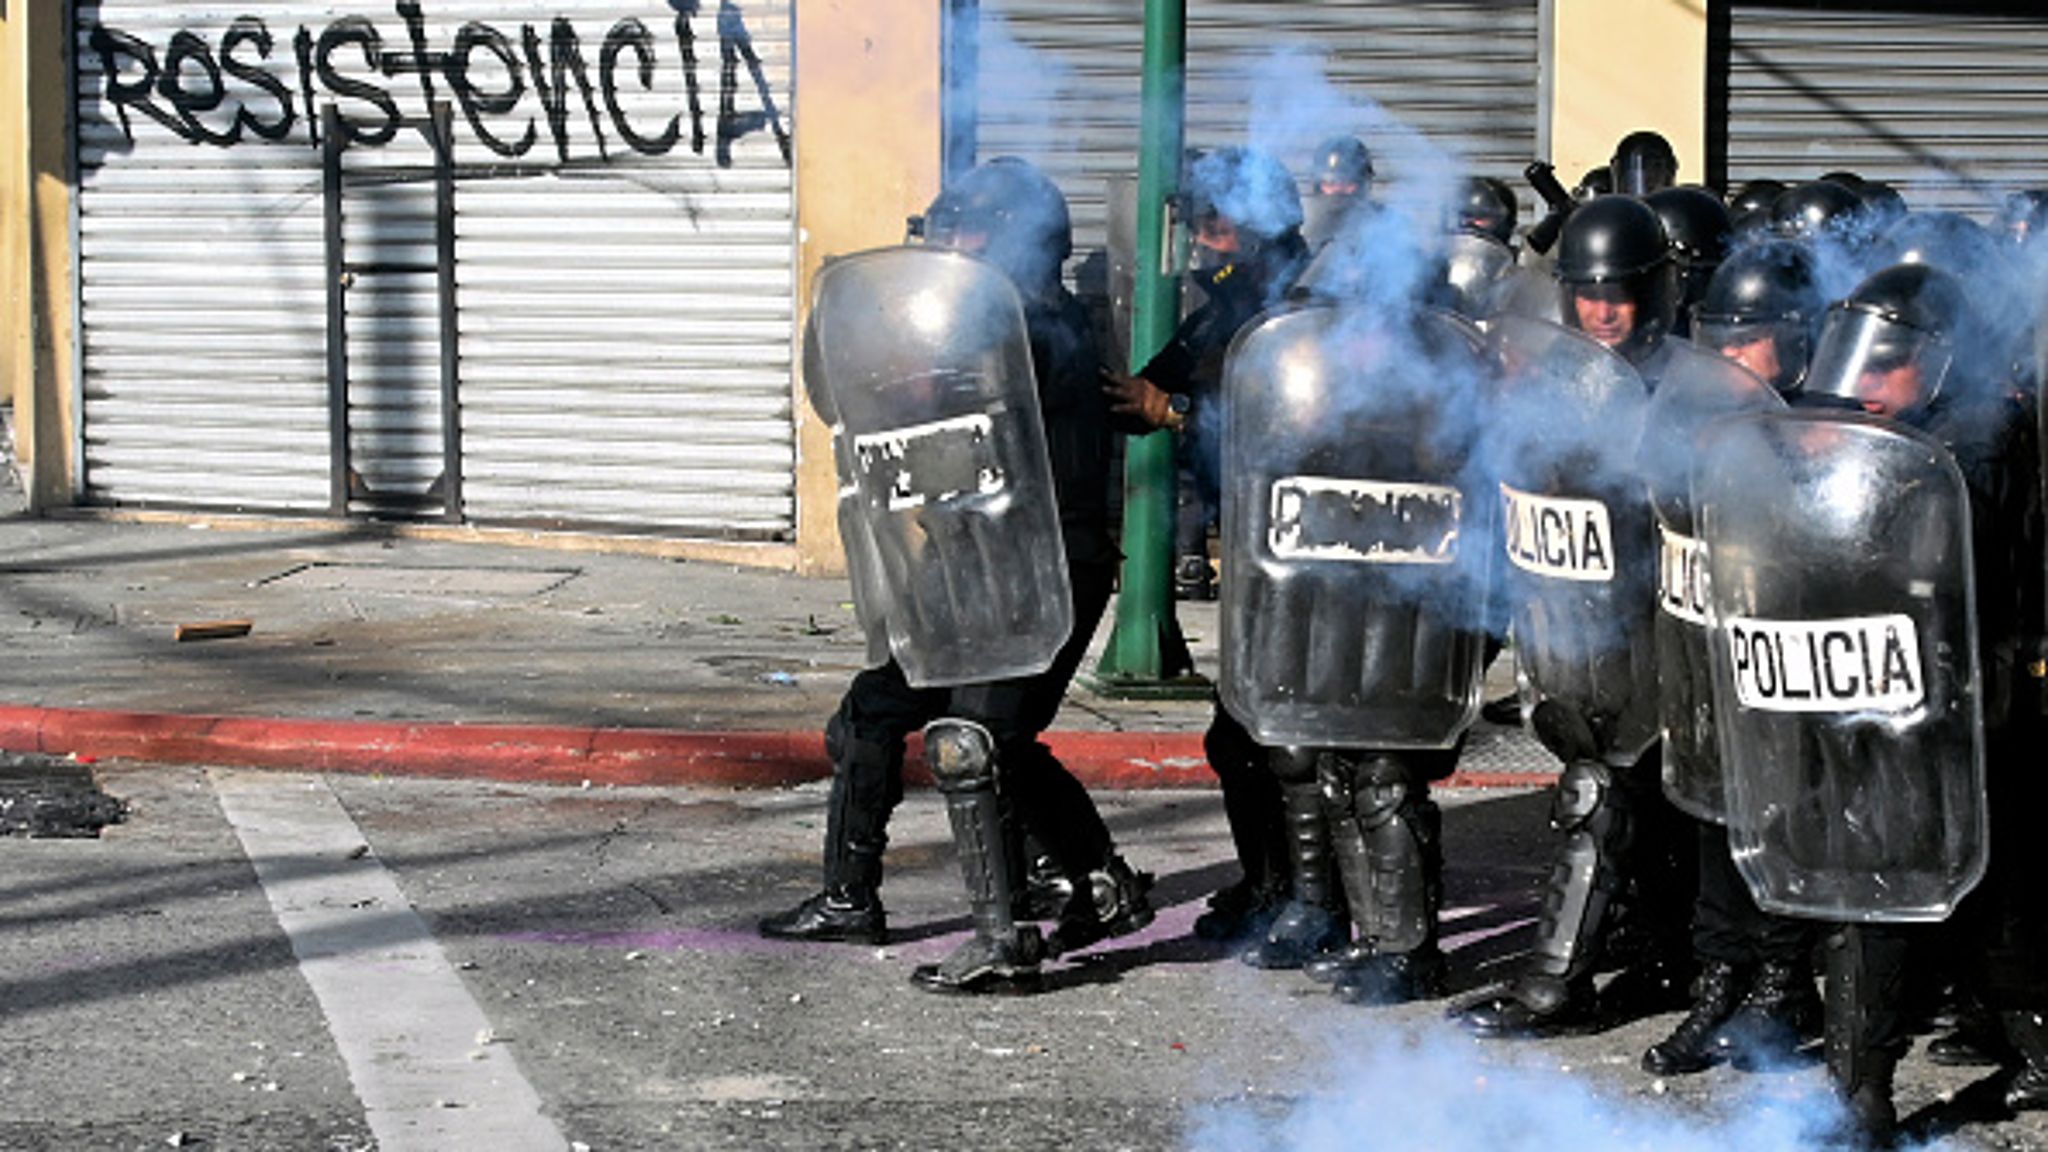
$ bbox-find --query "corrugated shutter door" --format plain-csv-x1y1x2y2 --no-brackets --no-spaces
975,0,1544,263
74,1,795,538
1724,7,2048,216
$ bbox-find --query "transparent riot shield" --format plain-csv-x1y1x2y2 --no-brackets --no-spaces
1442,233,1517,321
1637,344,1785,821
805,246,1072,687
1695,409,1986,922
1483,316,1660,766
1218,305,1493,748
1300,195,1355,252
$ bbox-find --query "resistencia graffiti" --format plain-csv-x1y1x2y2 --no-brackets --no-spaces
85,0,791,168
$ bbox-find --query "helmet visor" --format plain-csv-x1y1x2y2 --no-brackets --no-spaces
1693,314,1811,393
1612,153,1675,197
1802,305,1952,417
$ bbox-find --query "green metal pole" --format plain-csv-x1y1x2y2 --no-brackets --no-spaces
1091,0,1195,692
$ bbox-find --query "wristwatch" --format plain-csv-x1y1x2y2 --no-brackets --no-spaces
1164,392,1191,431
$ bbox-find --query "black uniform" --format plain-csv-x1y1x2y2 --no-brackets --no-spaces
1147,242,1311,944
763,162,1149,983
1819,386,2039,1138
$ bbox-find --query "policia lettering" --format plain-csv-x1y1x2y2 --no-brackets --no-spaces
1656,525,1708,626
1499,484,1614,582
1726,614,1924,712
1269,477,1462,565
86,0,790,167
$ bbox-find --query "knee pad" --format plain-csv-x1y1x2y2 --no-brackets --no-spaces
925,719,997,791
1325,753,1439,953
1551,759,1614,834
1327,754,1409,824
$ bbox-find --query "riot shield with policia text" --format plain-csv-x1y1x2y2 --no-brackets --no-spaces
803,246,1072,687
1218,304,1494,748
1694,408,1987,922
1483,316,1661,767
1636,344,1785,822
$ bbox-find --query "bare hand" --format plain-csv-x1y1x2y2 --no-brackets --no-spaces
1101,368,1176,429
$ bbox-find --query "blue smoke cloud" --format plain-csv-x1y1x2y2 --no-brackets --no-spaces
1186,1020,1966,1152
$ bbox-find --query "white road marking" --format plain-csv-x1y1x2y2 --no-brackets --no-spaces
212,770,569,1152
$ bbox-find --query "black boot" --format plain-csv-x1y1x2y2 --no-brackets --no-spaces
1926,1004,2013,1068
1047,855,1155,956
759,887,886,944
910,720,1043,995
1196,717,1289,943
1715,958,1822,1071
1325,753,1445,1006
1641,959,1749,1076
1457,752,1627,1038
762,727,892,944
1243,754,1348,970
1305,942,1373,985
2002,1010,2048,1112
1334,947,1446,1006
1193,880,1283,942
1456,974,1597,1037
1824,926,1906,1149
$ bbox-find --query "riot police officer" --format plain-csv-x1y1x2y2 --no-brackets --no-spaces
1774,263,2040,1141
1104,147,1312,944
1639,241,1827,1078
1644,187,1731,338
1457,197,1698,1038
763,159,1153,994
1555,194,1684,381
1611,130,1679,197
1769,179,1869,247
1690,238,1824,395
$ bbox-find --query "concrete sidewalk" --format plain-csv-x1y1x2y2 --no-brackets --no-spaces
0,507,1549,788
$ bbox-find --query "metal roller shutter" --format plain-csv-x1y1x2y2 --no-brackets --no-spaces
73,0,795,538
973,0,1545,265
1721,5,2048,217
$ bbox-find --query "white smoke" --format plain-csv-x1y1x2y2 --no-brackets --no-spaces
1185,1019,1968,1152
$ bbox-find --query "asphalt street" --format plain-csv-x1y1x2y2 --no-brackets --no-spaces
3,759,2043,1152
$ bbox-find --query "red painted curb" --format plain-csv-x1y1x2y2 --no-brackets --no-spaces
0,705,1555,791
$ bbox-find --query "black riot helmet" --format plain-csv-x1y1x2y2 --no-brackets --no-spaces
1574,167,1613,202
1853,179,1908,233
920,157,1073,298
1313,136,1374,197
1482,177,1520,236
1455,176,1516,244
1877,210,2002,281
1768,180,1867,244
1691,239,1824,395
1996,189,2048,247
1184,146,1305,250
1555,194,1677,362
1644,186,1732,325
1802,262,1969,421
1728,178,1787,218
1610,130,1679,197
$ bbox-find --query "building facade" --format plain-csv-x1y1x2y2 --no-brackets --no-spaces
4,0,2044,573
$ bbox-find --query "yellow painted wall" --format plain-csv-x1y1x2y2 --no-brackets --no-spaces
0,0,75,509
1550,0,1709,188
790,0,944,576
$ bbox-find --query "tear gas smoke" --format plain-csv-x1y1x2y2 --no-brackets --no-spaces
1185,1020,1965,1152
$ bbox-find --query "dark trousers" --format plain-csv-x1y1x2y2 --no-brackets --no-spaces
824,561,1118,885
1692,818,1815,967
1203,705,1289,898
